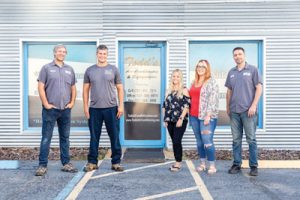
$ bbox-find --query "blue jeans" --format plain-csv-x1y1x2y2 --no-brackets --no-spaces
189,116,217,161
88,107,121,165
230,111,258,167
39,108,71,167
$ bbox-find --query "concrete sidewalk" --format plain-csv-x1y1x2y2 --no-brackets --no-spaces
0,159,299,200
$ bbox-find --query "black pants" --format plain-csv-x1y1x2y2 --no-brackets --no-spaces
167,120,188,162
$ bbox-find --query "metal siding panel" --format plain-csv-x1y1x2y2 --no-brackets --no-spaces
183,1,300,150
0,0,105,147
0,0,300,150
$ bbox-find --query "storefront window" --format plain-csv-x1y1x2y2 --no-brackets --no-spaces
188,40,264,128
23,41,97,130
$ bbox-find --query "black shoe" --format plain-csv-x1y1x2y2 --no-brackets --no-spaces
228,164,241,174
249,167,258,176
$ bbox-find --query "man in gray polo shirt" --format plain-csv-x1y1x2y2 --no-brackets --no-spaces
225,47,262,176
83,44,124,172
35,44,78,176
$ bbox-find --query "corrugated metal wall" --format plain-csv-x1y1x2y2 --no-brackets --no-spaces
183,1,300,149
0,0,104,147
0,0,299,149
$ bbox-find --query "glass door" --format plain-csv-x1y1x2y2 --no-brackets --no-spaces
119,41,166,147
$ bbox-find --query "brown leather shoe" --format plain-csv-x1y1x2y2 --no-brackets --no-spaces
84,163,98,172
111,164,124,172
61,163,78,173
35,166,47,176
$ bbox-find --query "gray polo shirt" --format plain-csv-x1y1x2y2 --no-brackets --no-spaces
84,64,122,108
37,61,76,110
225,63,262,113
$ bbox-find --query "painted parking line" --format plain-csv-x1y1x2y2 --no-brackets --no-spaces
90,161,174,180
54,170,86,200
134,186,199,200
241,160,300,168
0,160,19,169
62,159,299,200
65,160,103,200
186,160,213,200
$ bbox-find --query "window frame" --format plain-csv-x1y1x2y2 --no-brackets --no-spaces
186,38,265,130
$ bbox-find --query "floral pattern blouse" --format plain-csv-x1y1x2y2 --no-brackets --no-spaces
163,91,191,122
197,77,219,119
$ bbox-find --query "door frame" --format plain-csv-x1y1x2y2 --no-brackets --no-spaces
117,40,167,148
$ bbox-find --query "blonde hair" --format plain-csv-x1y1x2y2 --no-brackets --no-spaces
166,69,184,98
194,59,211,84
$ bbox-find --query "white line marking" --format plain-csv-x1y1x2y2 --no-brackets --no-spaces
186,160,213,200
134,186,199,200
90,161,175,180
65,160,103,200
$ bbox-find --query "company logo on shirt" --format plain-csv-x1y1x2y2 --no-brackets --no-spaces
50,70,56,73
230,74,235,78
243,72,251,76
65,70,71,75
105,69,113,75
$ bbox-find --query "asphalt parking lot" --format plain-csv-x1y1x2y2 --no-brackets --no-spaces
0,159,299,200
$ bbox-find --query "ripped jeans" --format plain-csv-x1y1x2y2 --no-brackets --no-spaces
189,116,217,161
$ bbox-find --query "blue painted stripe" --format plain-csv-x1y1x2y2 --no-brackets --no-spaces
54,170,85,200
0,161,19,169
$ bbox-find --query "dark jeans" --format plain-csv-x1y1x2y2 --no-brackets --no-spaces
167,120,188,162
39,108,71,167
88,107,122,165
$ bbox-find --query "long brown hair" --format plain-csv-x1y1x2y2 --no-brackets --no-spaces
194,59,211,84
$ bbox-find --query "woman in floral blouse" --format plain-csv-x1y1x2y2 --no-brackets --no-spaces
163,69,190,172
189,60,219,174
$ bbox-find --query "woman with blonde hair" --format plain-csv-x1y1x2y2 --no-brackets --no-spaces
163,69,190,171
189,60,219,174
